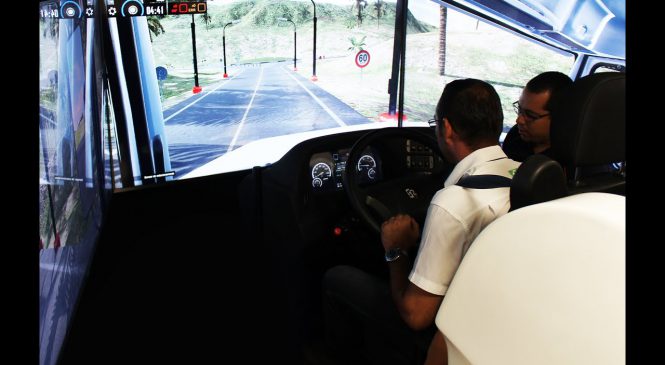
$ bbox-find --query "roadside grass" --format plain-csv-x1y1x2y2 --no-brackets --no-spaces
157,71,225,110
40,89,56,110
160,72,221,99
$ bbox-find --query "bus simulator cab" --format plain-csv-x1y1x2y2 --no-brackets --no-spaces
39,0,625,364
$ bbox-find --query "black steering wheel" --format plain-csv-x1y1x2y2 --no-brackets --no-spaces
343,127,450,233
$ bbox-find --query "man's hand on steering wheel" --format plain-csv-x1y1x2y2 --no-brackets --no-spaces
343,127,449,234
381,214,420,252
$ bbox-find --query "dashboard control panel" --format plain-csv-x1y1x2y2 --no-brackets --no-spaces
405,139,435,170
309,147,382,192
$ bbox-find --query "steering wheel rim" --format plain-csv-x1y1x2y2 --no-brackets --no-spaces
343,127,447,233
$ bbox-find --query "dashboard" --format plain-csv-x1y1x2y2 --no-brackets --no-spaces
251,127,450,265
309,147,382,192
308,139,439,193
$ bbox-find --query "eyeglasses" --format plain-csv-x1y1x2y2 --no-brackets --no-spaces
427,118,438,127
512,101,549,123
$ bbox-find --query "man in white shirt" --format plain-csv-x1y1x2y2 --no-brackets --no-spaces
323,79,520,365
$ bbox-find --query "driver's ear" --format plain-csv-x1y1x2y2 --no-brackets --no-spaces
443,118,455,142
436,119,444,140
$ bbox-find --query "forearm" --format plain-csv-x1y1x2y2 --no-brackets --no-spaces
382,214,441,329
389,259,444,330
388,255,412,311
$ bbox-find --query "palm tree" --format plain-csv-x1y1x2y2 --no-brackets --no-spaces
373,0,386,29
147,16,165,42
438,6,448,76
201,13,212,30
348,35,367,52
351,0,368,27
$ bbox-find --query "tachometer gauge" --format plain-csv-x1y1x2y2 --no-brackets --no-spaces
311,162,332,182
357,155,377,180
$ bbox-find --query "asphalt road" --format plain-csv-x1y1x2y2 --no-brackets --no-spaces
162,62,372,177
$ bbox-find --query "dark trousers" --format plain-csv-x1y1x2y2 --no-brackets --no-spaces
323,265,436,365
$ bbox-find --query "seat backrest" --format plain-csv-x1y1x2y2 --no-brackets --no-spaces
437,193,625,365
550,72,625,195
509,154,568,211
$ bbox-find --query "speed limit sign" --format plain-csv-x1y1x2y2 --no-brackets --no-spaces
355,50,370,68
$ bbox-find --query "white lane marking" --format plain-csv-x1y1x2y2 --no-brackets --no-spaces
40,113,57,127
227,66,265,152
282,67,347,127
163,69,246,123
39,262,83,275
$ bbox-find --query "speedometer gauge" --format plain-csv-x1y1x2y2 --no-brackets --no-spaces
312,162,332,181
357,155,377,180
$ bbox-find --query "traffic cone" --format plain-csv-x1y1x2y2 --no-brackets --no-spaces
379,112,408,122
54,233,61,249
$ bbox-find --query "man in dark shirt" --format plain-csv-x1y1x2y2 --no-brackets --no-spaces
502,71,572,161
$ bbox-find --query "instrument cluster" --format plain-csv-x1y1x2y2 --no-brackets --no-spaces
309,147,382,192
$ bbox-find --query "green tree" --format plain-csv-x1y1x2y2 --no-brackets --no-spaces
147,16,165,42
348,35,367,52
373,0,386,29
201,13,212,30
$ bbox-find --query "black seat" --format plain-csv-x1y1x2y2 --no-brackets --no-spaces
550,72,625,195
509,154,568,211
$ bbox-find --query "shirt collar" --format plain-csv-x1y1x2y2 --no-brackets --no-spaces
444,145,507,187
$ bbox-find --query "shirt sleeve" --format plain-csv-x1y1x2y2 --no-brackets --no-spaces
408,204,468,296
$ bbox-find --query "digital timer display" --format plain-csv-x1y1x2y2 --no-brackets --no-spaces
40,1,207,19
167,1,207,15
145,3,166,16
40,8,59,19
108,1,207,17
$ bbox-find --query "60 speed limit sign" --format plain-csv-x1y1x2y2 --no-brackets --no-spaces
355,50,370,68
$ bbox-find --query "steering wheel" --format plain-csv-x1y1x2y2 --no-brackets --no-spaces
343,127,450,233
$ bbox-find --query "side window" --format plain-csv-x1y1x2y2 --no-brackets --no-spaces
404,1,575,133
39,0,110,363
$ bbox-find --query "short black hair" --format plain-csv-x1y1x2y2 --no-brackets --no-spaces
435,78,503,148
525,71,573,111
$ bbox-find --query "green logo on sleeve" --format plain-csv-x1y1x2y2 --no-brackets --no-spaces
508,168,517,176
